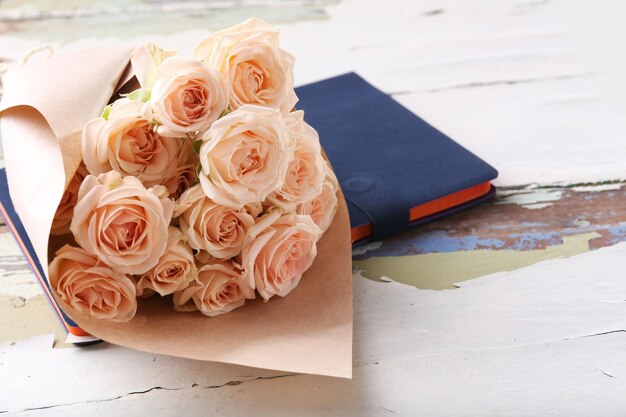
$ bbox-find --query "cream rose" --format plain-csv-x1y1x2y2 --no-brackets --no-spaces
142,57,228,137
51,163,89,235
136,227,197,296
265,111,326,211
82,99,182,187
297,164,339,235
240,211,321,300
175,184,260,259
70,171,174,275
195,18,297,113
198,105,295,208
173,259,246,317
48,245,137,322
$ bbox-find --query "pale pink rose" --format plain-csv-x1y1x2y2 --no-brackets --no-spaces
297,164,339,235
198,105,295,208
142,57,229,137
48,245,136,322
82,99,182,187
159,138,199,199
173,259,246,317
51,163,89,235
240,211,322,300
265,111,326,211
195,18,297,113
70,171,174,275
175,184,260,259
136,227,197,296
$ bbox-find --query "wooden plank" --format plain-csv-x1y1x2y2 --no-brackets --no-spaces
1,0,626,415
0,0,625,186
3,242,626,415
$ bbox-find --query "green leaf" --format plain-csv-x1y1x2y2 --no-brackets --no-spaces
101,105,113,120
126,88,152,103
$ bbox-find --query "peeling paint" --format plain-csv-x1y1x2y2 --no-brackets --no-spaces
0,294,71,348
354,232,599,290
0,0,338,41
352,240,383,256
356,184,626,259
496,188,563,209
0,227,41,299
571,183,623,192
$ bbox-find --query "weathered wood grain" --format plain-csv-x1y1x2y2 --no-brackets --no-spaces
1,0,626,415
1,0,625,186
3,243,626,415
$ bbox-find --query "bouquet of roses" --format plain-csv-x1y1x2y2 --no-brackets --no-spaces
0,17,351,377
46,18,339,323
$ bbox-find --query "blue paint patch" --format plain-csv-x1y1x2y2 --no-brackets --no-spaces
606,224,626,244
521,222,549,228
353,230,505,259
505,232,562,250
352,221,626,260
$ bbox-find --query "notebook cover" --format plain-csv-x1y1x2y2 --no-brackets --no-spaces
295,72,498,243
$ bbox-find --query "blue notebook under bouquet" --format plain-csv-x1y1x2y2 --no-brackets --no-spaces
0,72,497,339
297,72,498,244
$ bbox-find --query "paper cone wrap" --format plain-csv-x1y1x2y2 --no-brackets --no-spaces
0,48,353,378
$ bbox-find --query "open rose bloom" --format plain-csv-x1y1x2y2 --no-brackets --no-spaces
0,18,352,378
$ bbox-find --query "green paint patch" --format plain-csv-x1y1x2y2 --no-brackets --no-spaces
354,232,599,290
0,2,335,42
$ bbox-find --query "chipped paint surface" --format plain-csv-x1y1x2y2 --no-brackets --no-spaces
0,226,41,298
352,184,626,288
496,187,563,209
0,0,337,41
2,0,626,414
355,184,626,259
4,244,626,414
0,294,70,347
354,232,598,289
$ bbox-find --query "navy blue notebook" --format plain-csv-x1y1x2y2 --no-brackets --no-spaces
295,72,498,243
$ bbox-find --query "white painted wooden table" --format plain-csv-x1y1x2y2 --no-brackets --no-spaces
2,0,626,415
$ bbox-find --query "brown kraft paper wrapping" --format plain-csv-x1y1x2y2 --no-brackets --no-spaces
0,47,353,378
